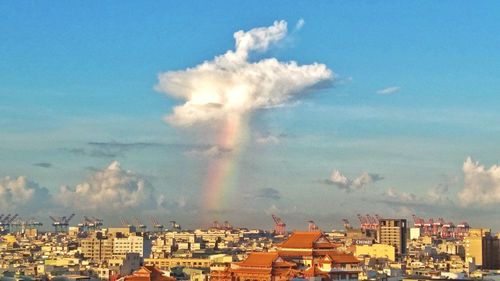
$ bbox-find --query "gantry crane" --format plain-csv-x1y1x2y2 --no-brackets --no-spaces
308,220,319,232
150,216,164,233
49,213,75,233
272,214,286,235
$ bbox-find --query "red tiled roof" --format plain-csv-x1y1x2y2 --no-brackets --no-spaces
278,231,328,248
278,250,313,257
236,252,279,267
328,254,360,264
235,252,295,268
123,266,175,281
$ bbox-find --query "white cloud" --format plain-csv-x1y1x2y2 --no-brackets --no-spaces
56,161,157,210
184,145,231,158
255,134,281,145
376,86,400,95
326,170,383,191
295,18,305,30
459,157,500,205
0,176,51,211
383,187,417,202
155,20,333,127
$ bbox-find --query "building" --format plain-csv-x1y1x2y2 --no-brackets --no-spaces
113,235,152,258
211,231,361,281
378,219,407,258
118,266,175,281
211,252,298,281
144,257,212,270
80,234,114,261
464,228,500,269
355,244,396,261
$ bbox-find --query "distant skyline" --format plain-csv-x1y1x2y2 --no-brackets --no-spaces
1,1,500,230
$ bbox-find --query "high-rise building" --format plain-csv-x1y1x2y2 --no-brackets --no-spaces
464,228,500,269
80,234,114,261
113,235,152,258
377,218,407,258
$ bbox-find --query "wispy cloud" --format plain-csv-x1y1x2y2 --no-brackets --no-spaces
255,133,283,145
376,86,400,95
184,145,232,158
33,162,52,168
324,170,383,191
254,187,281,200
295,18,305,30
64,141,167,158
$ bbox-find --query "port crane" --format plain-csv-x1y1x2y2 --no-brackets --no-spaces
49,213,75,233
272,214,286,235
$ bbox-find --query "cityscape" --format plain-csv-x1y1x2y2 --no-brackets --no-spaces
0,213,499,281
2,1,500,281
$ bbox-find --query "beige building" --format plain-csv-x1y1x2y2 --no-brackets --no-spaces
80,236,114,261
144,257,212,270
377,219,407,258
355,244,396,261
144,254,232,270
113,235,151,258
464,228,500,269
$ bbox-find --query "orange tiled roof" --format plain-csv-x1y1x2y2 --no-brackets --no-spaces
236,252,295,268
328,254,360,264
123,266,175,281
278,231,327,248
237,252,278,267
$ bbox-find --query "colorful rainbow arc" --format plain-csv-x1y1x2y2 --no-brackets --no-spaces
202,114,249,212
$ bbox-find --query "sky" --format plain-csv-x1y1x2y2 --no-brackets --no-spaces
1,1,500,231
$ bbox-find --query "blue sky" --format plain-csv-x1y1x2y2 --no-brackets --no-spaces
1,1,500,230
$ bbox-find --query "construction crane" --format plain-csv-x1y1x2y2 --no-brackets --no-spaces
134,217,147,232
9,217,23,233
170,220,181,231
412,214,424,229
27,218,43,229
49,213,75,233
342,219,352,231
455,221,470,239
441,220,455,239
272,214,286,235
308,220,319,232
431,218,443,236
357,214,369,231
223,220,232,230
423,218,433,236
120,216,132,227
77,218,88,230
0,214,12,227
0,214,18,233
84,216,103,231
366,214,379,230
212,220,220,230
150,216,164,233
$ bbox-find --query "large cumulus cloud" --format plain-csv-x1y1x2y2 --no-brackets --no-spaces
0,176,51,211
459,157,500,205
57,161,157,210
155,20,333,126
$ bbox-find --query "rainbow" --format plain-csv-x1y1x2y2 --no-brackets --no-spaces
202,114,249,213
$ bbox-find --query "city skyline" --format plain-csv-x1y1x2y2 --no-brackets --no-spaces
1,1,500,230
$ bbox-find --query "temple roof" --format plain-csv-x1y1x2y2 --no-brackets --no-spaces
235,252,295,268
123,266,175,281
319,253,360,264
278,231,335,249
